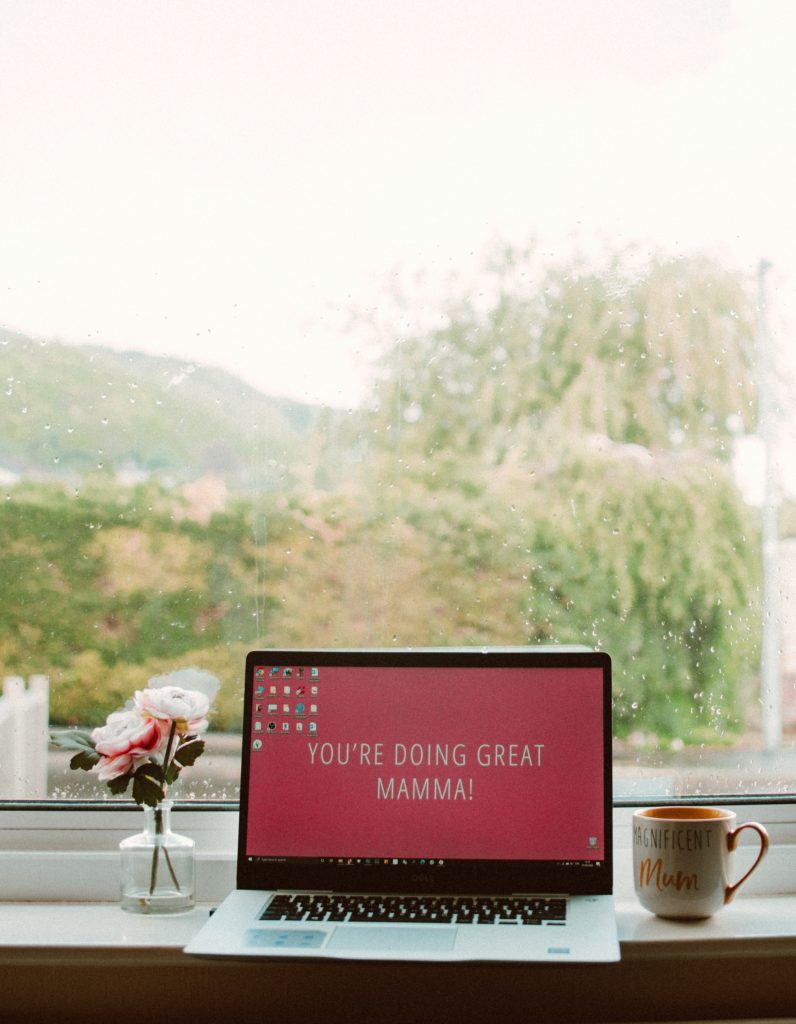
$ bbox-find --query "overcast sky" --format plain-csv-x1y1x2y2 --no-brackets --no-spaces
2,0,795,438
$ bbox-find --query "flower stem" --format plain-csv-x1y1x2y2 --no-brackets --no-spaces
149,808,162,896
163,842,181,890
162,845,181,890
162,720,178,790
148,803,182,895
145,723,185,898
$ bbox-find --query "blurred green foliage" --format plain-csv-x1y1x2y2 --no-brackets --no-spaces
0,328,319,485
0,248,764,742
781,500,796,539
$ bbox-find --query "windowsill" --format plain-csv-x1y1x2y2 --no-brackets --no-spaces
2,895,796,957
2,897,796,1023
617,893,796,957
2,802,795,1021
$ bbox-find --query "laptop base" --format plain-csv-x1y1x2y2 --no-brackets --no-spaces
186,888,620,962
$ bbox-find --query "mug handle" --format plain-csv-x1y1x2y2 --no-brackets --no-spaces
724,822,769,904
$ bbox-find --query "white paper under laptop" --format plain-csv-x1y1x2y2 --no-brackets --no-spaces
186,647,619,963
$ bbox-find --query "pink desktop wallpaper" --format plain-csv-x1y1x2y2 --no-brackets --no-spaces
246,664,605,861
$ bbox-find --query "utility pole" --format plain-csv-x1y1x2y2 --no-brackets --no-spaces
757,258,781,752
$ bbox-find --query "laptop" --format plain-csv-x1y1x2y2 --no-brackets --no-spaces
186,647,619,962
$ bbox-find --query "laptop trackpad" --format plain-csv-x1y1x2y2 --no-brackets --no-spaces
327,925,456,953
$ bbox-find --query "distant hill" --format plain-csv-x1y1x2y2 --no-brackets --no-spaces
0,328,323,486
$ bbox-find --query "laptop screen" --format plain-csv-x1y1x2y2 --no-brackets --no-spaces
238,649,613,895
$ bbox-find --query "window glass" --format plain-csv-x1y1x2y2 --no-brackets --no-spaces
1,0,794,802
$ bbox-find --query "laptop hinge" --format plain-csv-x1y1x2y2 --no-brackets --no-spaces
512,893,570,898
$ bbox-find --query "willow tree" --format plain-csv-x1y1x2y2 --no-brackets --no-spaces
356,246,760,740
367,248,755,471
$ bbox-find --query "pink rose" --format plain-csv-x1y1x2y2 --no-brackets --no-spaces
91,708,167,782
134,685,211,735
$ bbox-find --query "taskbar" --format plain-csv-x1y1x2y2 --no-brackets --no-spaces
246,855,603,869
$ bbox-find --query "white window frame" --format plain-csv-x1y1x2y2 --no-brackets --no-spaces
0,802,238,903
1,798,795,903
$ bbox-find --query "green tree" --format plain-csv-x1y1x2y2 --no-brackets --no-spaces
368,247,755,472
359,245,761,740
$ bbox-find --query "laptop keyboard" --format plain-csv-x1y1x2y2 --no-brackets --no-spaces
261,893,567,926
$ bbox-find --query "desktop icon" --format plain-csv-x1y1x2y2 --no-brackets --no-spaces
252,739,263,750
295,703,305,715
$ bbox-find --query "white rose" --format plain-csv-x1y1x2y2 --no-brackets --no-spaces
146,668,220,703
134,685,212,735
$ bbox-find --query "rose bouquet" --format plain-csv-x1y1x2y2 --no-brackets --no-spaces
51,668,220,910
51,668,220,806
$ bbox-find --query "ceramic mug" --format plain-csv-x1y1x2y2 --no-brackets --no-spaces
633,806,769,919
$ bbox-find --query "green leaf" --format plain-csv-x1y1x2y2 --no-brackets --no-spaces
51,730,96,753
107,773,132,796
164,762,181,786
69,748,100,771
173,738,205,767
132,764,165,807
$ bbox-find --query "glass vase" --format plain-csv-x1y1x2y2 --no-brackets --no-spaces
119,800,195,914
